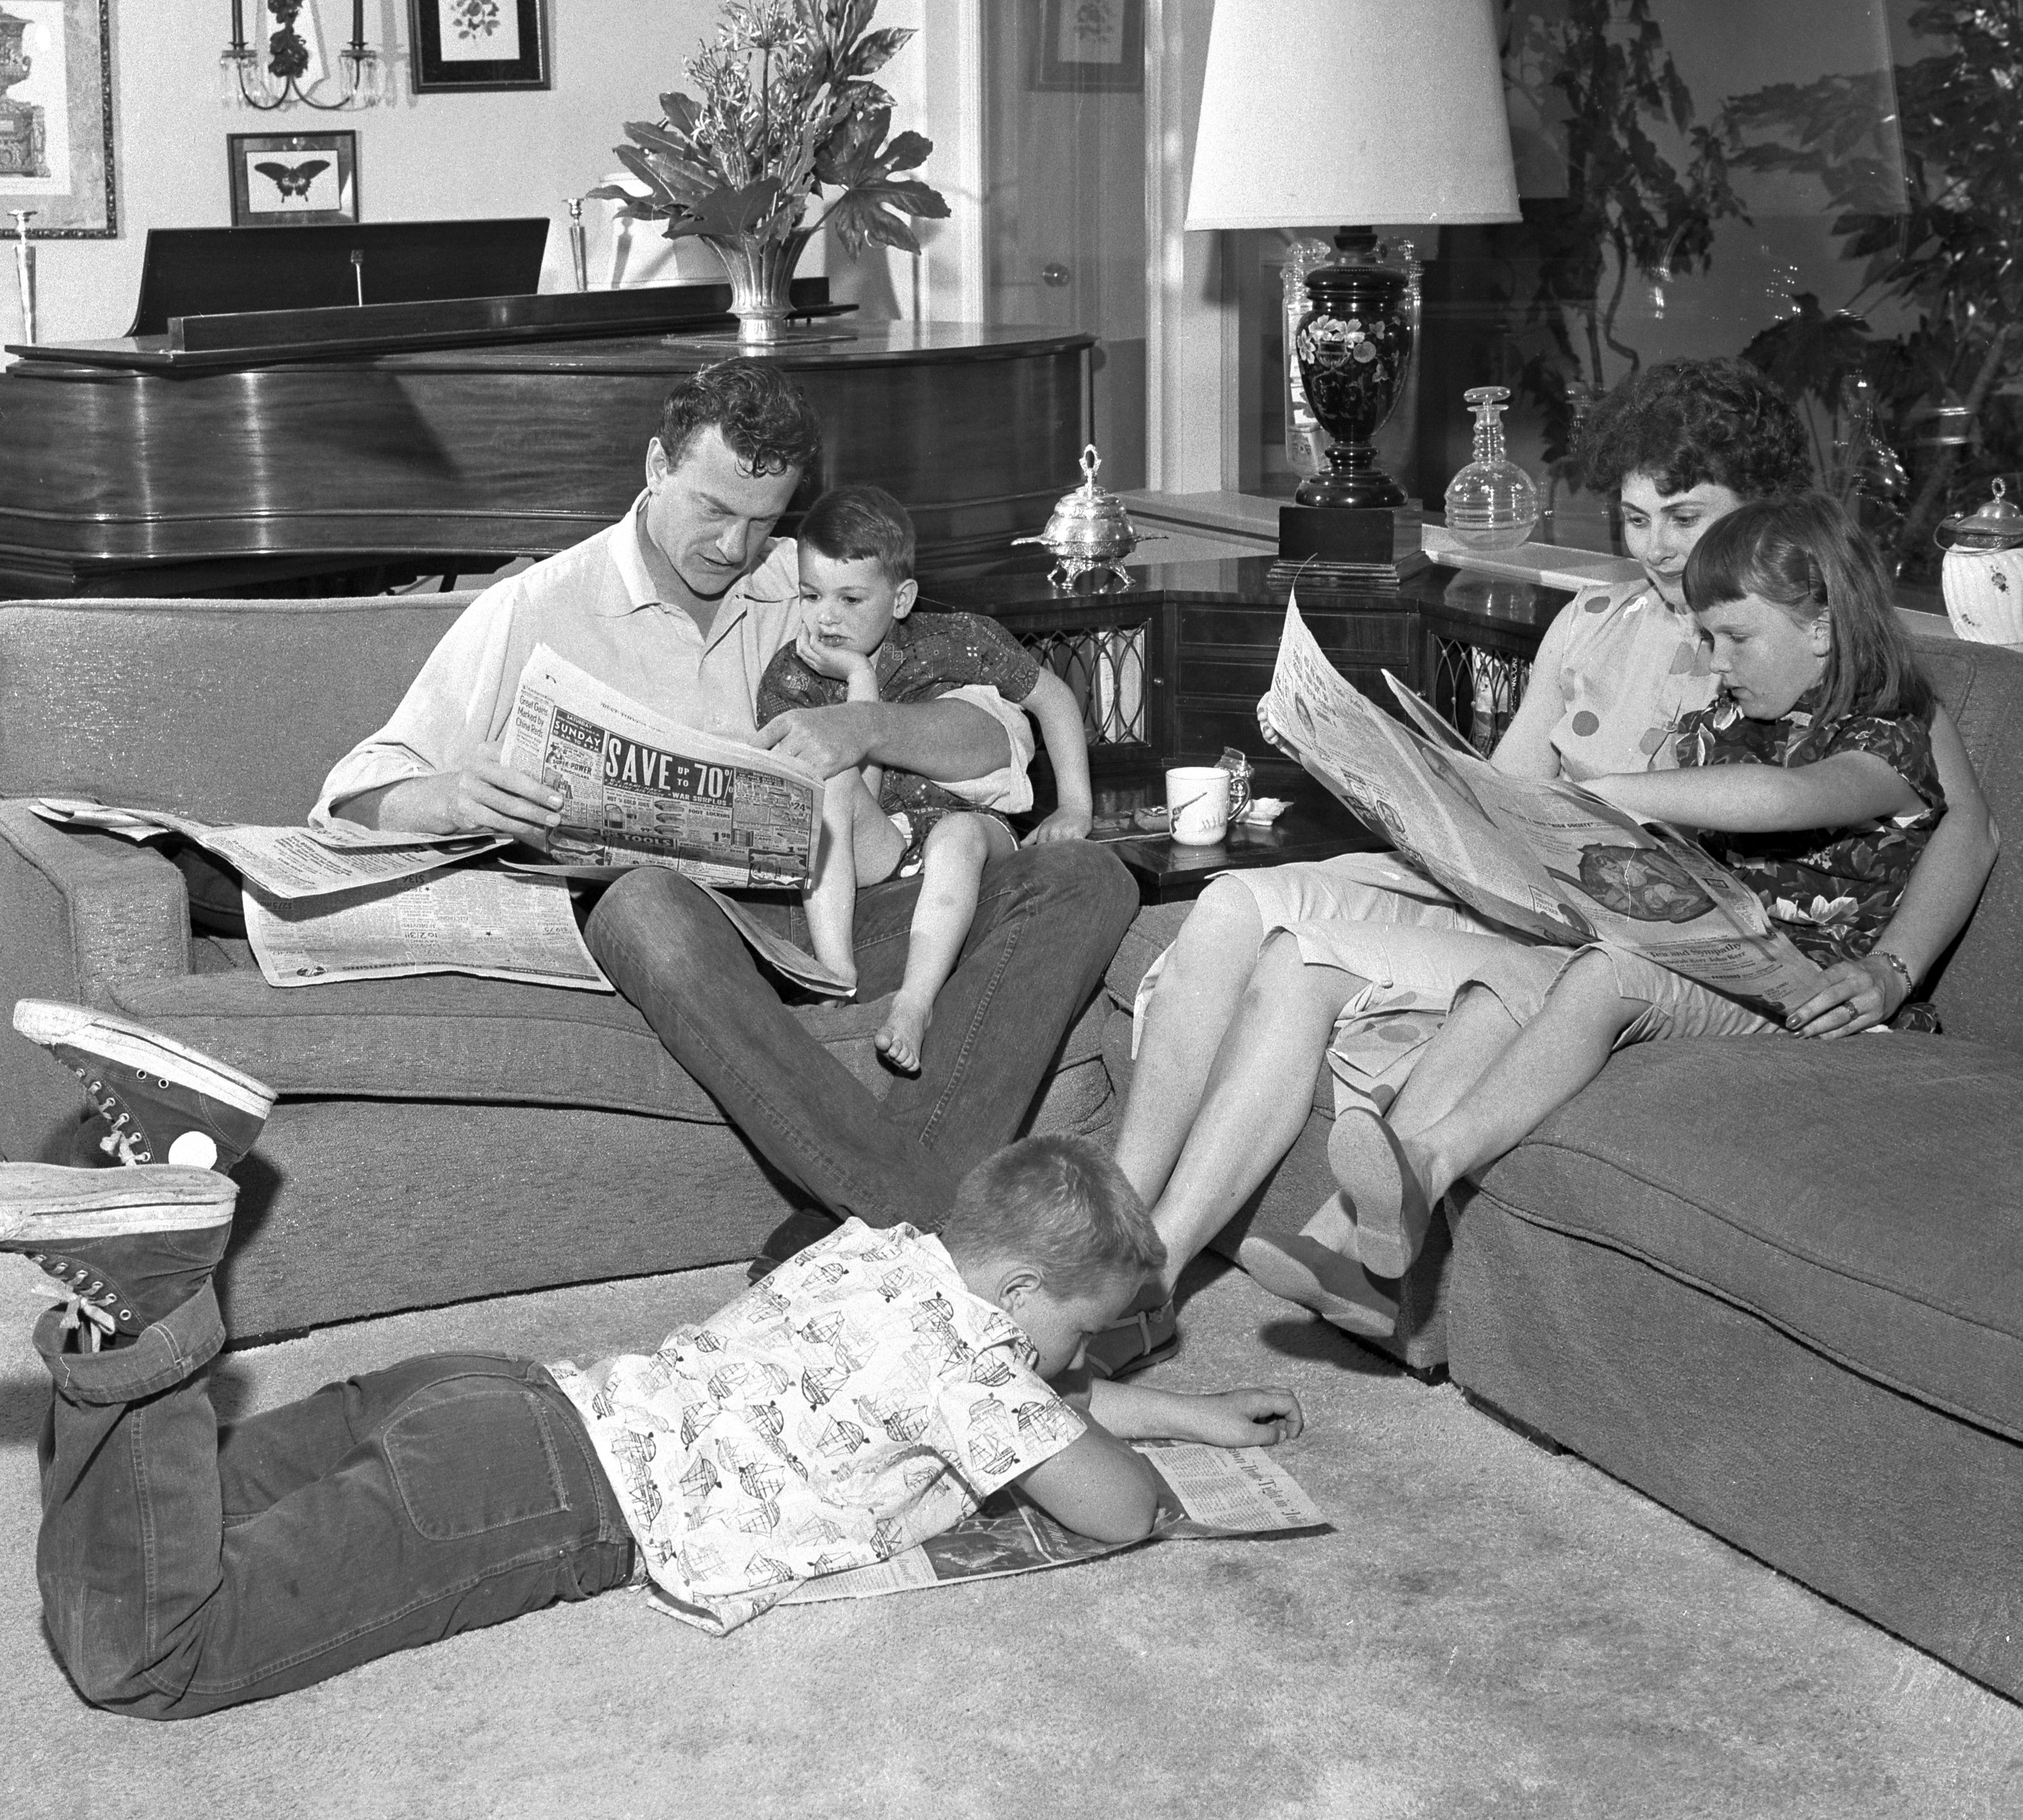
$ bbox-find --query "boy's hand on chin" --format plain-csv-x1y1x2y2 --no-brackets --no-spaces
1187,1388,1304,1447
795,628,872,685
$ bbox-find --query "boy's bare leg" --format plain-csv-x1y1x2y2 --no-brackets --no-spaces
804,772,904,991
878,812,1017,1075
1110,877,1284,1210
1344,952,1645,1275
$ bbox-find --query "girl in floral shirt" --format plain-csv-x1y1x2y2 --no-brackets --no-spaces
1330,494,1950,1279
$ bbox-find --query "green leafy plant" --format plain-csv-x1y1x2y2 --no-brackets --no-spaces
590,0,950,261
1724,3,2023,574
1500,0,1744,486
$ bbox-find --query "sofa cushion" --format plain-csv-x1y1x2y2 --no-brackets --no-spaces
109,959,1110,1122
1469,1034,2023,1443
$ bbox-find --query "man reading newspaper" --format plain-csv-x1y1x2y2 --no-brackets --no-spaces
315,359,1138,1261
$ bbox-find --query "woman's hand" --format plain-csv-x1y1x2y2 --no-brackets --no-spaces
1178,1388,1305,1448
1785,953,1908,1040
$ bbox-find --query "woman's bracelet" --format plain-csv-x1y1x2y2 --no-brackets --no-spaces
1871,949,1916,999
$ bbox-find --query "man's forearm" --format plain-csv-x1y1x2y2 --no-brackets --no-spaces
854,698,1012,782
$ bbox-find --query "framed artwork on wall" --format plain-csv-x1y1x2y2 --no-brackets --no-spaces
227,131,360,229
1033,0,1144,93
0,0,116,238
407,0,550,93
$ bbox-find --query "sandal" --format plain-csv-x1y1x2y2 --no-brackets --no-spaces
1328,1110,1435,1280
1080,1298,1180,1379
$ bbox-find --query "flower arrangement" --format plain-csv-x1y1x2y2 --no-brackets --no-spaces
592,0,949,340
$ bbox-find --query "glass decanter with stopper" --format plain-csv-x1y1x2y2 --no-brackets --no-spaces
1443,385,1539,549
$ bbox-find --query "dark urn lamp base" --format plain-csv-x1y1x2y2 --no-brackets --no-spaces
1278,225,1423,588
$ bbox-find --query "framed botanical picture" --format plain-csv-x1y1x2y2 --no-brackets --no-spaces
227,132,359,230
407,0,550,93
0,0,116,238
1034,0,1144,93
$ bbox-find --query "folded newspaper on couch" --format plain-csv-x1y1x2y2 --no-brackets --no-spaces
1262,599,1826,1016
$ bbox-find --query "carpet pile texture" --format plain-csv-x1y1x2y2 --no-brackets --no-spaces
1,1256,2017,1819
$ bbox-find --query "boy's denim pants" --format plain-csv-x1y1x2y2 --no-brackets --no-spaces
35,1286,634,1719
587,841,1140,1231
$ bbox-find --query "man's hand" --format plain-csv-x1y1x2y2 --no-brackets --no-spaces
1022,804,1093,846
1179,1388,1305,1448
1784,953,1908,1040
360,742,564,842
793,627,875,688
755,704,878,779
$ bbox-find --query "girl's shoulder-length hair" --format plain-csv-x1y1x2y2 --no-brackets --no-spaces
1682,494,1935,727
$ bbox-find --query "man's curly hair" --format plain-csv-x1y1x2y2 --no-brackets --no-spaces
658,357,822,479
1577,357,1812,502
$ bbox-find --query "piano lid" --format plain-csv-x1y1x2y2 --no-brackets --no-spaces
126,219,553,338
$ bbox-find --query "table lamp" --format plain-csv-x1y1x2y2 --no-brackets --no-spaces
1185,0,1520,584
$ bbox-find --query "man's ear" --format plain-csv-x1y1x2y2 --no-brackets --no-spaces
645,437,668,493
891,579,919,621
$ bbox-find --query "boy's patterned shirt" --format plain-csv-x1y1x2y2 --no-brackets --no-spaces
755,610,1043,727
548,1220,1085,1635
1673,687,1946,968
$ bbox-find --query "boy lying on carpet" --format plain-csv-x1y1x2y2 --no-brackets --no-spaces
2,1001,1300,1719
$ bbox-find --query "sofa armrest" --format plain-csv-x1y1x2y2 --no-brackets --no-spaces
0,801,191,1159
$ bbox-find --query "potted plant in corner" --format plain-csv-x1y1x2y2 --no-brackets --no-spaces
593,0,950,344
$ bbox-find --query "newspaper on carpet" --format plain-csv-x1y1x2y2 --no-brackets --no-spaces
1261,597,1827,1016
740,1441,1326,1610
503,643,823,891
242,866,611,990
30,797,504,899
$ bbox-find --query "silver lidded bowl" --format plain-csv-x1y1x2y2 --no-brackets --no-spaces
1935,476,2023,553
1013,443,1152,590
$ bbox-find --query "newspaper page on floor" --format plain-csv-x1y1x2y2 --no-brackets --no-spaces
742,1441,1326,1609
504,643,823,890
30,798,504,897
1261,598,1826,1016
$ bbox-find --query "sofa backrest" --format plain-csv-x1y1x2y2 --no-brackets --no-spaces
1902,620,2023,1052
0,593,473,826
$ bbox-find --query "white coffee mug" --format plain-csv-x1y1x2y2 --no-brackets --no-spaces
1166,766,1231,846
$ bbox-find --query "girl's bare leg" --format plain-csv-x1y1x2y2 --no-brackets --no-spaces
877,813,1017,1074
1114,877,1314,1209
1144,933,1366,1296
804,772,904,993
1343,952,1645,1275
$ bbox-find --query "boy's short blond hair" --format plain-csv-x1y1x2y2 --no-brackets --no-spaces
940,1135,1165,1295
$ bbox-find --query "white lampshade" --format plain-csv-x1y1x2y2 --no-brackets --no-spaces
1186,0,1520,230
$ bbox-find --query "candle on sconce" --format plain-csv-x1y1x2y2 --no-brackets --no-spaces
352,0,364,48
232,0,245,50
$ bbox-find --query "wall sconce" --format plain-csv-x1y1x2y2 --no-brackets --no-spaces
222,1,385,111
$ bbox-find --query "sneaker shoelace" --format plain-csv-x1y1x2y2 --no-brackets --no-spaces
7,1254,125,1351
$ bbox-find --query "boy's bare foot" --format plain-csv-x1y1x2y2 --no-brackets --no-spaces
874,993,934,1075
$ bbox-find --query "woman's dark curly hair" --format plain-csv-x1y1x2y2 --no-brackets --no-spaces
658,357,822,479
1577,357,1813,502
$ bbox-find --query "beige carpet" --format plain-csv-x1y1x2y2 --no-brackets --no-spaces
1,1256,2017,1820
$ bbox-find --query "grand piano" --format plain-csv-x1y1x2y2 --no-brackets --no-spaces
0,222,1093,598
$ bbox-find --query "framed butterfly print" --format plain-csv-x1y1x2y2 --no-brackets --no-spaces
407,0,550,93
227,131,359,230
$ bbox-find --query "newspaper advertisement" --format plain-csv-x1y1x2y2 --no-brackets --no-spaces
749,1441,1326,1610
31,797,504,900
1261,599,1827,1015
242,867,610,991
504,644,822,891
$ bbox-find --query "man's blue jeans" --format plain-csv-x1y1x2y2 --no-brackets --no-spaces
586,842,1140,1230
35,1286,633,1719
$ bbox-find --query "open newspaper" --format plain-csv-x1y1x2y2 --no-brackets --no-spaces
29,797,503,899
667,1440,1324,1614
1262,598,1826,1016
504,643,823,891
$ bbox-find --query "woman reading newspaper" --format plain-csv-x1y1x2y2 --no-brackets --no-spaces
1091,360,1999,1367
